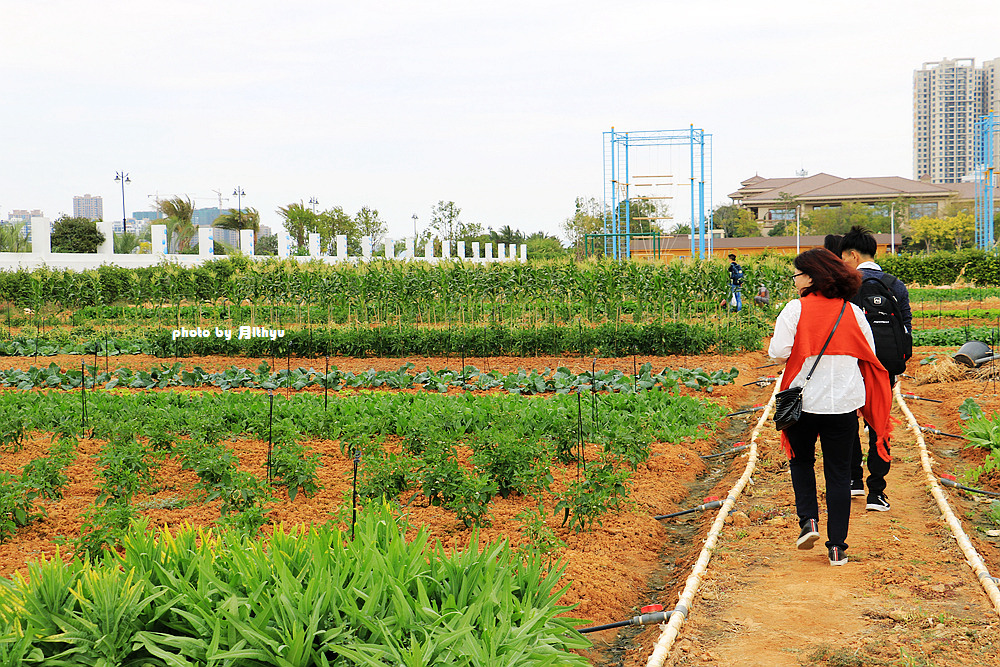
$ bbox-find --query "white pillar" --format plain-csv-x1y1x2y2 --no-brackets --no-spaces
457,240,466,259
424,239,434,261
151,224,167,257
520,244,528,261
361,236,372,260
471,241,481,263
309,232,321,257
497,243,507,261
277,231,292,258
336,234,348,261
404,236,414,260
240,229,255,256
97,220,115,255
485,242,494,262
442,238,451,259
198,227,214,256
384,238,395,260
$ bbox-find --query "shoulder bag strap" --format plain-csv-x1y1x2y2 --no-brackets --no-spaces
802,300,848,385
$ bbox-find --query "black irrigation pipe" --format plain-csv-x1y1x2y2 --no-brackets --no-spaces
939,475,1000,497
577,605,673,634
754,362,780,370
742,377,777,387
902,393,942,404
919,424,966,440
654,497,724,520
725,405,765,418
700,443,748,460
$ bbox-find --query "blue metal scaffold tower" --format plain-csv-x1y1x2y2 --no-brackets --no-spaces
974,111,997,250
602,126,712,259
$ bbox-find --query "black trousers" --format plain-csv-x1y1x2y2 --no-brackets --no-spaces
785,411,857,551
850,374,894,495
850,420,891,495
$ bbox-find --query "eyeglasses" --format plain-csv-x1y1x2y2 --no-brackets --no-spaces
790,272,805,280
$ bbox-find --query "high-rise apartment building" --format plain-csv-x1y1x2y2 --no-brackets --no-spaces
73,194,104,221
913,57,1000,183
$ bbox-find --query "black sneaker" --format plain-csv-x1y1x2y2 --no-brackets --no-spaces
866,493,890,512
828,545,848,566
851,479,865,497
796,519,820,550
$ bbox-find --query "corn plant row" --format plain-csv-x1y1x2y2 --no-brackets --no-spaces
0,256,797,329
0,360,738,394
0,506,591,666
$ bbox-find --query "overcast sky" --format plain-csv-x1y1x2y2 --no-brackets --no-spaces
2,0,999,242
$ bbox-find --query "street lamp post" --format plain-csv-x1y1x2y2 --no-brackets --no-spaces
412,214,418,239
115,171,130,235
233,187,245,228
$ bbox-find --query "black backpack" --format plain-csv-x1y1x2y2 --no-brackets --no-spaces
852,275,912,375
729,262,744,286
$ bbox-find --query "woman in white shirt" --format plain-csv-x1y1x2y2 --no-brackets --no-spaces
768,248,892,566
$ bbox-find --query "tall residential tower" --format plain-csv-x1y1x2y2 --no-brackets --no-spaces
913,57,1000,183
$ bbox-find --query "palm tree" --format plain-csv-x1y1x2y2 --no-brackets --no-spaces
156,196,196,253
0,221,30,252
214,206,261,245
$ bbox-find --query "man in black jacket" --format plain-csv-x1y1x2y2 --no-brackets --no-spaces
839,225,912,513
727,254,744,312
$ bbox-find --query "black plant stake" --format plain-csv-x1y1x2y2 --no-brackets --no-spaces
461,346,465,386
267,390,274,482
351,447,361,540
104,332,109,374
286,346,291,400
324,355,329,411
591,358,598,434
633,348,638,394
80,360,87,428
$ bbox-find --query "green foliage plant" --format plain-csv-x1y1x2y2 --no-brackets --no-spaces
269,440,323,501
553,460,632,534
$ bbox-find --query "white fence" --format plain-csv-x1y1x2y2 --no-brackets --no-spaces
0,222,529,270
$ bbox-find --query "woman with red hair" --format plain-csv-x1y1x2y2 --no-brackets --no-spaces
768,248,891,566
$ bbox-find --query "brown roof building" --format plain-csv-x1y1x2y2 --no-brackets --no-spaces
729,173,981,228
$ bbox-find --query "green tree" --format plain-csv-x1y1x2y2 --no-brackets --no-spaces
561,197,605,259
524,232,567,259
804,203,886,235
51,216,105,253
214,207,261,244
712,205,761,237
355,206,387,247
277,202,315,247
255,234,278,255
316,206,357,254
156,196,196,253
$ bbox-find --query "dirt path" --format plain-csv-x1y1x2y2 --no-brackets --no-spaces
622,371,1000,666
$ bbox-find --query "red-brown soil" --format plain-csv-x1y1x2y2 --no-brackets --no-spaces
1,349,1000,666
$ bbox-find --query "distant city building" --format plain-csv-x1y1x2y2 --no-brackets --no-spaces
133,211,164,222
913,57,1000,183
73,194,103,221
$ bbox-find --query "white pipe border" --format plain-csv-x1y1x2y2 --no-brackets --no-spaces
645,381,780,666
892,382,1000,615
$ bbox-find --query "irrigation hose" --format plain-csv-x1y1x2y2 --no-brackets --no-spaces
938,476,1000,497
577,606,673,634
893,383,1000,616
644,376,776,667
699,444,749,460
654,499,724,521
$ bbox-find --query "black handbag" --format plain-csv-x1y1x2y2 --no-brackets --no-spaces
773,300,848,431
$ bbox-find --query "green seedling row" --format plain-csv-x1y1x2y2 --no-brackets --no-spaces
0,361,738,394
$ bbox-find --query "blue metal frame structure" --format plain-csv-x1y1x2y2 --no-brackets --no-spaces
975,112,997,250
602,126,712,259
